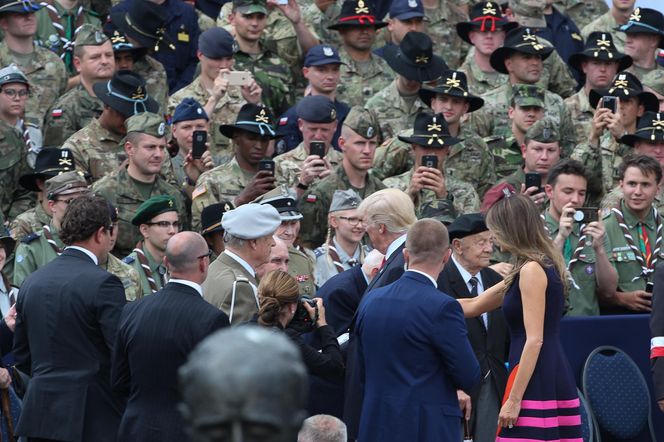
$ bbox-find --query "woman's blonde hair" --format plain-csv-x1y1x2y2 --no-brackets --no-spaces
257,270,300,327
486,194,568,296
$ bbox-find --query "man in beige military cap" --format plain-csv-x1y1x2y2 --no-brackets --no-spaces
43,24,115,147
13,171,89,286
299,106,385,249
202,203,281,324
92,112,188,258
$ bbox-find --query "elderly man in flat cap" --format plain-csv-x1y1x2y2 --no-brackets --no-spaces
14,171,89,287
202,203,281,324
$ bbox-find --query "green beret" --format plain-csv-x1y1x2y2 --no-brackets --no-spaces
131,195,178,226
125,112,168,138
75,24,109,46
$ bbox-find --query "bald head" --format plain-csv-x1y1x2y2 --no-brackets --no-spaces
361,249,385,283
165,232,209,278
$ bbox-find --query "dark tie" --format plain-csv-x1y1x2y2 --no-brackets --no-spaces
469,276,479,297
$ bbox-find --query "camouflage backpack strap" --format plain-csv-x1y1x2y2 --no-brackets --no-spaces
133,241,159,293
42,225,63,255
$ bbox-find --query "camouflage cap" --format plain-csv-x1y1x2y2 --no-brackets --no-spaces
131,195,178,226
644,68,664,97
508,0,546,28
343,106,378,139
329,189,362,213
125,112,168,138
525,116,559,144
511,84,545,108
45,171,88,200
74,24,109,47
233,0,267,15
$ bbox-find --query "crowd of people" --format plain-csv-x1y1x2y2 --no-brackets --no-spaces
0,0,663,439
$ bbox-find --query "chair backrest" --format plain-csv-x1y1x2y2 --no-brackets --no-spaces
576,388,595,442
582,345,651,440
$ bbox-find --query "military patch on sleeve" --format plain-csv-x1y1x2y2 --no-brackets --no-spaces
21,232,39,244
306,194,317,203
192,185,207,200
314,246,325,258
122,255,135,264
279,117,288,126
51,109,63,118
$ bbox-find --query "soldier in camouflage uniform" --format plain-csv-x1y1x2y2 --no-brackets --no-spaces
42,25,114,147
644,69,664,112
554,0,608,30
486,83,545,180
92,112,187,258
421,0,468,70
122,195,178,298
581,0,635,53
0,0,67,126
565,32,631,143
13,171,88,287
273,95,343,191
602,155,663,314
374,70,496,197
299,106,385,249
302,0,342,49
383,112,480,222
469,27,577,156
102,200,141,300
366,31,446,141
455,2,515,96
617,7,664,81
169,27,263,166
61,70,160,183
326,0,393,107
192,104,277,229
571,72,659,204
11,148,75,241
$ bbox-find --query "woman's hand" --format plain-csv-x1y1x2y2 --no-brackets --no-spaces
0,368,11,389
4,304,16,332
304,298,327,327
498,397,521,429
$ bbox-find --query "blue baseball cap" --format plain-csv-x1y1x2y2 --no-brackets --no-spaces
172,97,208,124
198,27,236,59
304,44,343,67
389,0,425,21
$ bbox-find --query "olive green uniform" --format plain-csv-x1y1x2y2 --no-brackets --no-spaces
9,202,51,242
122,246,168,298
365,79,429,141
289,245,316,297
13,224,62,287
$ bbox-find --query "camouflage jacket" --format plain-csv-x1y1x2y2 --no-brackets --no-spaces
554,0,608,29
0,41,67,127
191,157,255,230
9,202,51,242
537,45,577,100
302,1,342,49
424,0,468,70
626,62,664,83
133,55,169,114
458,50,508,96
483,130,523,181
366,79,429,142
0,120,32,221
581,12,627,53
43,84,103,148
168,76,246,166
564,89,594,144
92,167,188,258
105,252,142,301
274,142,344,188
13,223,62,287
335,45,394,107
383,168,480,222
298,165,386,248
469,82,577,156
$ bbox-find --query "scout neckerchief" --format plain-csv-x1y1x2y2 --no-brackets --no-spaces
41,0,87,68
42,224,63,255
326,237,363,274
133,241,160,293
612,203,662,281
541,212,583,289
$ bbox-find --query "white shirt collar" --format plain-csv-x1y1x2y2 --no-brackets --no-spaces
406,269,438,288
224,250,256,278
65,246,98,265
385,234,407,260
451,254,484,289
168,279,203,297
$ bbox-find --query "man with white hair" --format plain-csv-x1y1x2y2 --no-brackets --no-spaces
298,414,347,442
202,203,281,324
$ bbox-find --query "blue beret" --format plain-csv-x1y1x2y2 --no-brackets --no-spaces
296,95,337,123
198,27,236,59
221,203,281,239
172,97,209,123
304,44,342,67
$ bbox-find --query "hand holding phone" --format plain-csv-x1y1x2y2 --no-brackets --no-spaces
223,71,252,87
258,159,275,176
192,131,207,159
524,172,542,194
309,141,325,158
421,155,438,169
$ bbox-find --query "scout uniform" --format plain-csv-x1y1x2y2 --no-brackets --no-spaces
299,107,386,248
13,171,88,287
192,104,277,230
92,113,187,258
617,7,664,81
382,112,480,222
122,195,178,297
202,203,282,324
313,189,367,286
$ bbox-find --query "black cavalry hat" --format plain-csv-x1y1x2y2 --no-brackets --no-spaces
398,112,462,148
384,31,448,82
418,70,484,113
621,112,664,146
568,32,632,74
219,103,277,139
110,0,173,52
93,70,159,117
588,71,659,113
19,148,75,192
617,7,664,48
327,0,387,30
490,27,554,74
456,1,518,45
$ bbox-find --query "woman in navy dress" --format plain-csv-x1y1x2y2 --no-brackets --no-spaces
460,195,582,441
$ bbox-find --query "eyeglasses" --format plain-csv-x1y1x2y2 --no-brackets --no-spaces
145,221,181,230
338,216,362,226
2,88,28,98
197,250,213,260
55,197,76,205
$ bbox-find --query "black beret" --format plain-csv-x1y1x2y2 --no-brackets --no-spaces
447,213,488,240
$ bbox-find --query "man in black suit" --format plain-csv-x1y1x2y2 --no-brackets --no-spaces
343,188,417,439
112,230,229,441
439,213,509,442
14,194,126,442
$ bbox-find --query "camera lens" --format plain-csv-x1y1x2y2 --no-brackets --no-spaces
573,210,585,222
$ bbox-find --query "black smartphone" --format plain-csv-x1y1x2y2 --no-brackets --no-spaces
192,130,207,159
525,172,542,193
602,96,617,113
421,155,438,169
572,207,598,224
309,141,325,158
258,159,275,176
